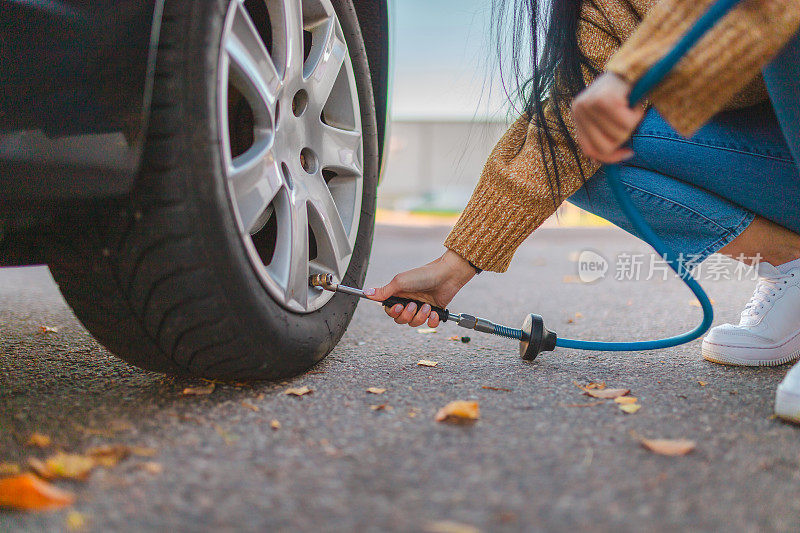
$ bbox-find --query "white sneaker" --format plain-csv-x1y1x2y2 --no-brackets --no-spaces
702,263,800,366
776,361,800,423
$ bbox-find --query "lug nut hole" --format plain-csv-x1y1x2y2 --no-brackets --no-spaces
292,89,308,117
300,148,318,174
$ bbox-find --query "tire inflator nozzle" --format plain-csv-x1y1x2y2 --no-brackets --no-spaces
309,274,558,361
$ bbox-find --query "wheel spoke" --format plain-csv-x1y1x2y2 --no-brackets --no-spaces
306,19,347,107
229,142,282,234
281,0,304,78
319,124,362,175
226,2,281,109
283,199,310,306
307,177,352,272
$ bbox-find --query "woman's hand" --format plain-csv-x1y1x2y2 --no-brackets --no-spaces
572,72,645,163
364,250,477,328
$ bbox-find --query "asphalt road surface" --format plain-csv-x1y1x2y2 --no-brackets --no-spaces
2,224,800,532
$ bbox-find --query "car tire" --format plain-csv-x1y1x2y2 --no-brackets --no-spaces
46,0,378,380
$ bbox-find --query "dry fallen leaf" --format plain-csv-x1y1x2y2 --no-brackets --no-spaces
140,462,163,475
129,446,158,457
447,335,460,341
86,444,130,468
424,520,481,533
482,385,512,392
417,327,437,334
418,360,438,367
435,401,480,423
0,462,20,476
366,387,386,394
697,381,707,386
65,510,88,531
182,383,215,396
619,403,641,414
39,326,59,334
241,401,260,412
640,438,696,456
0,473,75,511
26,432,52,448
585,388,630,399
370,404,393,411
30,452,96,480
585,382,605,390
270,419,281,430
614,396,638,404
284,386,312,396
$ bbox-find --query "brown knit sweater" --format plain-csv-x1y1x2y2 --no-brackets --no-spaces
444,0,800,273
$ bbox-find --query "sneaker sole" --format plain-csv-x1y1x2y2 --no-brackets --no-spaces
702,329,800,367
775,386,800,424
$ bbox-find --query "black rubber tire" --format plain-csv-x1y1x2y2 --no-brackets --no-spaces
46,0,378,380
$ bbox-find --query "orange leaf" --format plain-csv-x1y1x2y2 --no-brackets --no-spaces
366,387,386,394
614,396,638,404
418,360,438,367
26,433,52,448
435,401,480,423
65,510,88,530
619,403,641,414
269,420,281,430
30,452,95,480
585,388,630,399
640,438,696,456
0,473,74,511
182,383,215,396
241,401,260,412
140,462,163,475
85,445,130,468
284,386,312,396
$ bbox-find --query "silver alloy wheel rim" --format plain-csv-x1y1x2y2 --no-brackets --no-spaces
218,0,364,313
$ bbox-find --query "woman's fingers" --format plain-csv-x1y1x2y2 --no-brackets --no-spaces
384,301,435,328
394,302,418,325
384,303,403,319
409,304,432,327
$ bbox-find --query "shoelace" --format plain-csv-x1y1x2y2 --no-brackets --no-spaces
742,272,796,318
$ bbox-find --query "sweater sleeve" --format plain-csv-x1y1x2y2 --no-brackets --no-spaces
443,1,642,273
605,0,800,137
443,115,600,273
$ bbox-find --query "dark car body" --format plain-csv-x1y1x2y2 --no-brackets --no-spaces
0,0,390,233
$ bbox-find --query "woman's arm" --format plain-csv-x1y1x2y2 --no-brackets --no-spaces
605,0,800,137
366,2,647,326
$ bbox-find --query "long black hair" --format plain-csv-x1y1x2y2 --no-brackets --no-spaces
490,0,638,205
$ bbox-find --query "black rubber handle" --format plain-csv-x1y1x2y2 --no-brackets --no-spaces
381,296,449,322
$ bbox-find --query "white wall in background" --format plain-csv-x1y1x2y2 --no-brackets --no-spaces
379,119,509,210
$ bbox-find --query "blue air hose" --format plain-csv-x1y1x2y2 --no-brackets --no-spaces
555,0,743,351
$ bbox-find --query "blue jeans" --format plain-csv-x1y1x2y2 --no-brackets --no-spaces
568,31,800,268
